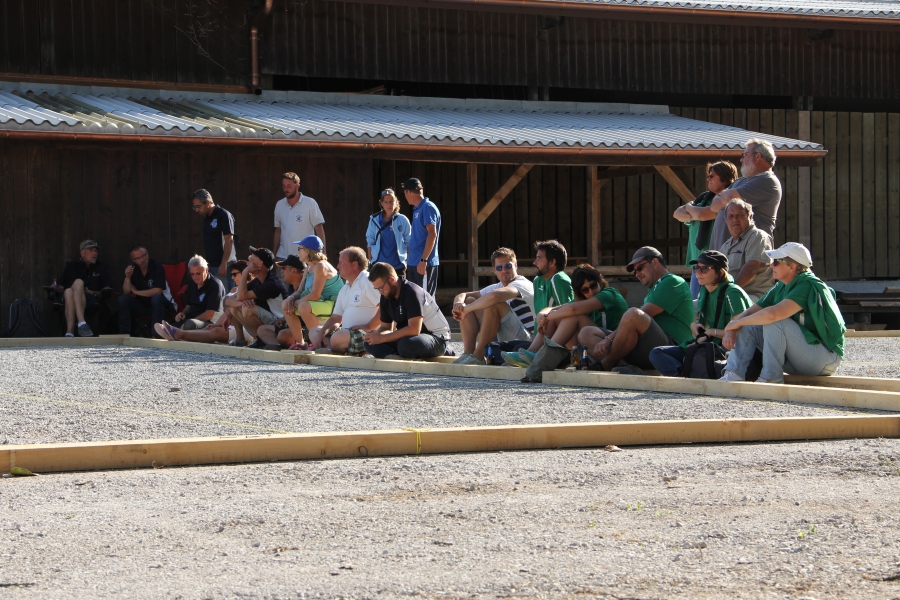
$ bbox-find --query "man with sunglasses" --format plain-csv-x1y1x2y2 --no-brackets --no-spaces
450,247,535,366
191,189,236,291
577,247,693,374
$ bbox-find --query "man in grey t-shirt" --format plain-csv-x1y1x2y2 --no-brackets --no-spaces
683,138,782,252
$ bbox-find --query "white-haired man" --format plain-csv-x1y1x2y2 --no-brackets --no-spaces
155,255,225,338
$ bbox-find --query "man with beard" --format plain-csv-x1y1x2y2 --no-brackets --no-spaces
54,239,112,337
273,171,326,262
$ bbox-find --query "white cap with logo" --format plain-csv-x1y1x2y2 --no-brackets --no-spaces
765,242,812,267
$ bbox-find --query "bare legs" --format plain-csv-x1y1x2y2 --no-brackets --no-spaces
63,279,88,334
578,308,652,370
458,297,511,360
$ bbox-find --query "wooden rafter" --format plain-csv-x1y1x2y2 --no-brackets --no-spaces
475,164,533,227
654,165,696,203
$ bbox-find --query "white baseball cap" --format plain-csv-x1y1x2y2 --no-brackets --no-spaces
765,242,812,267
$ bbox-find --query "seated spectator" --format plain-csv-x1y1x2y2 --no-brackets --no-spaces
53,240,112,337
282,235,345,349
366,189,411,278
451,247,535,366
256,255,305,349
228,247,289,348
307,247,382,354
672,161,738,299
363,262,451,359
649,251,752,376
720,243,845,384
118,245,176,337
719,199,775,302
154,255,224,338
577,247,694,375
518,264,628,381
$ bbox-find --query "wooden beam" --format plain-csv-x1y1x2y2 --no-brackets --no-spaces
654,165,696,203
587,166,604,266
798,110,812,248
475,164,533,227
4,416,898,474
473,265,692,277
468,163,479,290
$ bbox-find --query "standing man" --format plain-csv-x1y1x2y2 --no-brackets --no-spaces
273,172,326,262
191,189,236,290
229,247,289,348
155,255,225,337
54,239,112,337
402,177,441,298
118,245,175,336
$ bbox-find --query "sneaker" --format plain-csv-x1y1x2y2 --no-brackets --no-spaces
612,364,645,376
77,322,93,337
263,344,283,351
718,370,744,382
517,349,537,366
64,333,74,338
501,351,530,368
159,321,179,342
385,354,403,360
456,354,485,366
755,377,784,384
247,339,266,349
228,339,248,347
452,353,474,364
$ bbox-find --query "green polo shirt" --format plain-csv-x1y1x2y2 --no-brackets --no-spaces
644,272,694,348
696,277,752,345
533,272,574,335
589,286,629,330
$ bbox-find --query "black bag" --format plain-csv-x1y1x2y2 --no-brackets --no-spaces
5,298,48,338
681,340,728,379
485,339,531,365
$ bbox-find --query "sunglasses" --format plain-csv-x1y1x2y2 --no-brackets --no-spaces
691,265,713,273
494,262,514,271
380,189,395,196
580,281,600,296
633,261,651,274
230,272,241,278
772,258,787,266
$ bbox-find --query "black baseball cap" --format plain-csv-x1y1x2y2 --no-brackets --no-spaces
249,246,275,270
401,177,423,191
690,250,729,271
625,246,664,272
276,255,305,271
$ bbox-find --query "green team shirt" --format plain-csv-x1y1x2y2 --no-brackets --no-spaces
533,272,574,335
697,279,752,345
589,286,629,330
756,275,844,356
644,272,695,348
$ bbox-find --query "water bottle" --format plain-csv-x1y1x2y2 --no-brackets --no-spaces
581,347,589,370
485,345,496,365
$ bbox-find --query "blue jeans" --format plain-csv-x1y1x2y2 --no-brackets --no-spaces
725,318,842,381
365,333,447,359
689,270,701,300
649,345,687,377
118,293,172,335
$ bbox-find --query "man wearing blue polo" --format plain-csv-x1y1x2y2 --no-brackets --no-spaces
402,177,441,298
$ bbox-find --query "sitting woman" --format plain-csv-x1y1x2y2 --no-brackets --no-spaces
719,242,845,384
649,251,751,376
283,235,344,350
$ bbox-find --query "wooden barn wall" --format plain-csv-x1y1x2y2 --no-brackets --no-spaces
0,0,250,85
0,143,372,332
262,0,900,100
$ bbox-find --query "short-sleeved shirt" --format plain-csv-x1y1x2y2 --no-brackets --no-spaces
719,226,776,299
333,270,382,328
533,272,574,334
183,275,225,320
709,170,782,251
643,272,695,348
479,275,536,332
589,286,629,331
697,280,752,345
60,260,112,292
203,205,236,267
274,195,325,259
684,191,716,266
247,272,289,318
380,278,450,338
129,259,168,307
408,198,441,267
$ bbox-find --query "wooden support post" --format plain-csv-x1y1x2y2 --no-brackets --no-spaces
654,165,696,204
798,110,812,248
587,166,604,266
467,163,479,290
476,164,533,227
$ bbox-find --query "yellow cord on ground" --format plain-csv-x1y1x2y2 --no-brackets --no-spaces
402,427,433,454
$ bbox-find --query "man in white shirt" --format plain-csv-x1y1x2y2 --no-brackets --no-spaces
451,247,536,366
308,247,381,354
273,172,326,261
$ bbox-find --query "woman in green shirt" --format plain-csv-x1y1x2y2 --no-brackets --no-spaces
719,243,845,384
649,250,751,376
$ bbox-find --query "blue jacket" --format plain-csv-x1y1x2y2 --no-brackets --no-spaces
365,212,411,266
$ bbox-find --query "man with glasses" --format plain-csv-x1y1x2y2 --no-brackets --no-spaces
273,172,326,263
363,262,451,360
577,247,694,375
719,199,775,302
191,189,236,290
117,245,176,336
450,247,535,365
155,255,224,338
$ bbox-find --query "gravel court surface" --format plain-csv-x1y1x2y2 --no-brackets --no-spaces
0,338,896,445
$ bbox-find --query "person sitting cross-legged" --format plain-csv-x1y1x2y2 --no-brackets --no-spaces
363,262,451,360
228,247,288,348
577,247,694,375
451,247,535,366
719,242,845,384
649,251,752,377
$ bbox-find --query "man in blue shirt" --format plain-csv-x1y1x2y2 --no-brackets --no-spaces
191,189,236,291
402,178,441,298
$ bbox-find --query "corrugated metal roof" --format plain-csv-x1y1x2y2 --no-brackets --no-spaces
510,0,900,18
0,85,823,152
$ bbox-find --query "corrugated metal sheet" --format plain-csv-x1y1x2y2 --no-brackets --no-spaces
530,0,900,18
0,85,823,152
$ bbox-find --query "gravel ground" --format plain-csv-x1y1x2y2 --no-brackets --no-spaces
0,337,898,598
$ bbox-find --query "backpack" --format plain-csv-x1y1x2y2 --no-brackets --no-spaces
5,299,48,338
681,340,728,379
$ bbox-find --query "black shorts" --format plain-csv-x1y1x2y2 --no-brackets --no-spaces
624,319,676,370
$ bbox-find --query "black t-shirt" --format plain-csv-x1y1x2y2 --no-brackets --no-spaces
248,273,289,305
129,259,167,306
59,260,112,292
202,205,235,266
379,278,446,336
183,275,225,320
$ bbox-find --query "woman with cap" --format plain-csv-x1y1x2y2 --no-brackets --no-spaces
649,250,752,377
283,235,344,349
719,242,845,384
366,188,411,279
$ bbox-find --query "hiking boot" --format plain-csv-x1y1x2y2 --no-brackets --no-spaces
77,322,94,337
718,370,744,382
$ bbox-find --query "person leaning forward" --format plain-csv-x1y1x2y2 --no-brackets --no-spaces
229,247,289,348
577,247,694,375
54,239,112,337
363,262,451,360
118,245,176,337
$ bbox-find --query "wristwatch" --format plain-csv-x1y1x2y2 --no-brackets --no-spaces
420,258,428,263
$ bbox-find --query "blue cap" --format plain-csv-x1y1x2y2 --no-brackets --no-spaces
294,235,324,252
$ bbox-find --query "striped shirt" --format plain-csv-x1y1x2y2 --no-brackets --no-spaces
480,275,535,332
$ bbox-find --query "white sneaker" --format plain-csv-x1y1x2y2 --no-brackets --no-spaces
718,370,744,382
755,377,784,384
